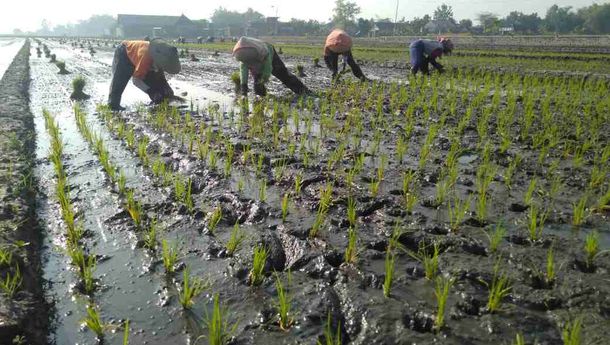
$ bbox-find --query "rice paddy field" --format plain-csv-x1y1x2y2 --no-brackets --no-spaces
0,36,608,345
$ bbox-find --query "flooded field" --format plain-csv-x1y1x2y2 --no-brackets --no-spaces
0,37,608,345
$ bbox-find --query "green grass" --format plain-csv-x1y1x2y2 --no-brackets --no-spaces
123,319,130,345
485,222,507,254
527,204,548,242
281,193,289,222
0,247,13,267
144,219,158,251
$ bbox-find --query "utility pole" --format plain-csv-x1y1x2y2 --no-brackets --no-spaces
393,0,400,36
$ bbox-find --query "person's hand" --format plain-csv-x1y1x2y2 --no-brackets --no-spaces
148,89,164,104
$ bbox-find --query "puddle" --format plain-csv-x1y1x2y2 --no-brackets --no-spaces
0,38,24,78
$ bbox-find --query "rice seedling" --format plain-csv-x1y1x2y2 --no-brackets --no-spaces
572,194,588,227
513,333,525,345
281,193,289,222
545,246,556,285
117,170,127,195
383,248,396,298
294,173,303,195
0,247,12,267
178,266,208,309
527,204,548,242
143,219,158,251
208,206,223,234
201,294,238,345
82,304,104,339
125,190,142,228
173,175,186,202
484,261,512,313
408,242,439,280
161,239,179,274
433,275,455,332
344,227,358,265
583,231,607,270
79,253,96,294
524,178,538,206
123,319,130,345
249,245,268,286
258,181,267,202
184,178,194,213
504,154,522,189
318,311,341,345
448,194,471,231
274,271,293,330
434,178,450,206
226,222,245,256
137,138,149,166
485,222,507,254
0,265,22,298
346,196,357,228
561,316,582,345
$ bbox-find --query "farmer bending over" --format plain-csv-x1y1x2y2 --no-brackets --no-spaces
233,37,311,97
409,38,454,75
108,39,181,111
324,29,366,81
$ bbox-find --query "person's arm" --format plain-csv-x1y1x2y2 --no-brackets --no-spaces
240,62,249,94
429,49,444,72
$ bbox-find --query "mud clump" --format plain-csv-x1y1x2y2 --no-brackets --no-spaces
70,75,90,100
0,40,48,344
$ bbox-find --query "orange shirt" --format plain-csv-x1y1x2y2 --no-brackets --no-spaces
324,29,353,55
122,41,153,79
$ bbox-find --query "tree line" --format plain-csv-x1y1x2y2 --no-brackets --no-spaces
17,2,610,37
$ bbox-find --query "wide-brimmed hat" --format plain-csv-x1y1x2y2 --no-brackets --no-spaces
150,40,181,74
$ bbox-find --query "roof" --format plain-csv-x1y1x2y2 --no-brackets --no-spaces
117,14,193,27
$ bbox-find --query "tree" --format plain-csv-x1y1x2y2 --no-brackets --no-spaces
477,12,500,33
332,0,361,28
544,5,582,33
503,11,542,34
578,3,610,34
356,18,373,36
434,4,454,22
458,19,473,33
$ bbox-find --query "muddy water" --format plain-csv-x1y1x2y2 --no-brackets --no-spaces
0,38,24,78
30,41,201,345
29,39,610,345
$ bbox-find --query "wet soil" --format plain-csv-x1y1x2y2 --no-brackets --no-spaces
0,40,48,344
22,38,610,345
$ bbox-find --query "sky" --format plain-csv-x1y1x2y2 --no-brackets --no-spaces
0,0,603,33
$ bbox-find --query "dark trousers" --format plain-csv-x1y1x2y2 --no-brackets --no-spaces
108,44,134,108
409,40,429,75
324,50,365,80
254,48,309,96
108,44,172,107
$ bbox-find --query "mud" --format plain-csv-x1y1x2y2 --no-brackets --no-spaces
0,40,48,344
16,38,610,345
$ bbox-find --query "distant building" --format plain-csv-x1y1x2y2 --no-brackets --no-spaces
116,14,202,38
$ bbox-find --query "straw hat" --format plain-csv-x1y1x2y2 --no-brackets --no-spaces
150,39,181,74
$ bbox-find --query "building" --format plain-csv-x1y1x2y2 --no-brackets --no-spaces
116,14,202,39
